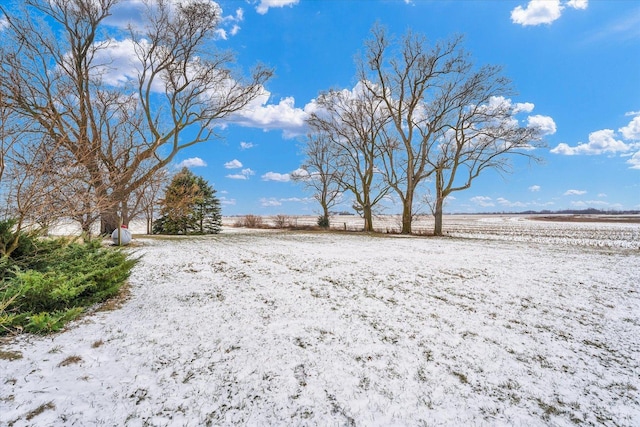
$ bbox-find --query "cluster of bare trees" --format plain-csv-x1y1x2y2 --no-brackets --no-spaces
298,26,545,235
0,0,270,241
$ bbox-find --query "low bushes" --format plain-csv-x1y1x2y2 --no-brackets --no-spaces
1,221,138,335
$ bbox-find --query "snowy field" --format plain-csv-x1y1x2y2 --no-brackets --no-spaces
1,216,639,426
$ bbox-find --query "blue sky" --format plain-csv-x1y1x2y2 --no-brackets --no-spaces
5,0,640,215
184,0,640,215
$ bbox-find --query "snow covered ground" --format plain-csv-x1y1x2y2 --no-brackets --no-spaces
1,217,639,425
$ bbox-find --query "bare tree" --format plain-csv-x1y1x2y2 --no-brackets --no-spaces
359,25,467,234
0,0,271,235
359,25,543,235
0,131,67,256
430,88,544,235
293,133,343,227
307,85,391,232
0,95,15,199
130,167,170,235
1,91,91,243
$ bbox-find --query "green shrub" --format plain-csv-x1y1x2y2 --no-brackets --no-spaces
25,308,84,334
317,215,330,228
0,234,138,335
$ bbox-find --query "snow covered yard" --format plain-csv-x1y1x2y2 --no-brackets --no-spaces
1,224,639,426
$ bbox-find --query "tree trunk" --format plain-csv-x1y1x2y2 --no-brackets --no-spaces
1,220,23,259
100,206,119,235
101,196,132,235
434,169,444,236
321,204,330,228
363,204,373,232
434,196,444,236
121,201,130,227
81,220,93,237
401,195,413,234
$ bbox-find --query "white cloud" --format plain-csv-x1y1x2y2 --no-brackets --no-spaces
470,196,495,207
564,189,587,196
551,129,629,155
280,197,313,203
259,196,311,206
224,159,243,169
224,7,244,23
511,0,563,26
219,197,236,206
226,168,255,180
527,115,557,135
514,102,535,114
92,39,148,87
0,16,8,31
221,7,243,37
261,172,290,182
510,0,588,26
176,157,207,168
231,92,312,138
290,168,310,180
598,193,607,198
83,53,312,138
90,37,235,95
240,142,254,150
626,151,640,169
215,29,228,40
255,0,299,15
497,198,527,208
529,185,541,192
567,0,588,10
571,200,621,209
619,114,640,141
260,197,282,207
476,97,556,136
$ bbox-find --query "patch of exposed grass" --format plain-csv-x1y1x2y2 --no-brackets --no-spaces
58,355,82,367
97,283,131,312
452,370,469,384
48,345,62,354
0,349,22,361
25,401,56,421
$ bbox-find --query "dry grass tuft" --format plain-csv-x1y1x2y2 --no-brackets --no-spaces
58,355,82,367
25,401,56,421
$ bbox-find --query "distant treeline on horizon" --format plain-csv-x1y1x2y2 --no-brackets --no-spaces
223,208,640,218
452,208,640,216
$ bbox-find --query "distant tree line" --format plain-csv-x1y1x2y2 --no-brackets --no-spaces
472,209,640,216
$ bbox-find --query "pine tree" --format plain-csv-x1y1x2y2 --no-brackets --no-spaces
194,175,222,234
153,168,222,235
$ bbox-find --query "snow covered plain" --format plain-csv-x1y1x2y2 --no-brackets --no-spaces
1,217,639,426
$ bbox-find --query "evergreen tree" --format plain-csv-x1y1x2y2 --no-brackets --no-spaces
153,168,222,235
